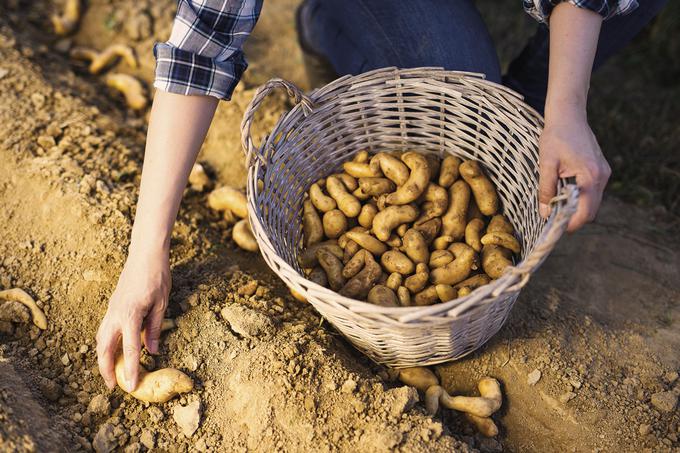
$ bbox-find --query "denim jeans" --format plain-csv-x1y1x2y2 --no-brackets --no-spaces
300,0,668,113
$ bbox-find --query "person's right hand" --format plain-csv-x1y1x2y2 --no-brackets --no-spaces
96,249,171,392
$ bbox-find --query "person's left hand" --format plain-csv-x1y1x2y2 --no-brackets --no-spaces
537,112,611,232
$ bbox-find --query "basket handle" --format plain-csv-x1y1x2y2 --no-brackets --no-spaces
240,78,315,169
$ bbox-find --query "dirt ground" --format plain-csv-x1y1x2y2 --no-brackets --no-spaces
1,1,679,452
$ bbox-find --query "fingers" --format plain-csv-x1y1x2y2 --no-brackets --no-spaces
121,311,143,392
567,180,602,233
538,157,559,219
96,324,120,390
143,301,165,355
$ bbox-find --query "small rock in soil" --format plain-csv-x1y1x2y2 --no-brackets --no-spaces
173,400,201,438
651,391,678,412
527,369,541,386
39,377,62,401
341,379,357,394
140,430,155,449
559,392,577,404
385,386,419,418
93,422,117,453
220,304,273,338
237,280,259,296
88,394,111,416
639,424,652,435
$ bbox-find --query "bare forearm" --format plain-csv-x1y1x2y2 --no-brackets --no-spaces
129,91,218,254
544,3,602,121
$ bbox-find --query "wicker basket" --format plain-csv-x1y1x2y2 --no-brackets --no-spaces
240,67,578,368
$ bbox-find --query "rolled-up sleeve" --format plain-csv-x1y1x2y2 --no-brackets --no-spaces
523,0,639,23
154,0,263,100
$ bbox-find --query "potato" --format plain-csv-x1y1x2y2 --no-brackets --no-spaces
414,286,439,306
459,160,499,216
481,232,521,254
317,247,346,291
429,250,454,269
303,199,324,246
309,182,337,212
430,242,476,285
454,274,491,290
413,218,442,245
402,228,429,264
105,73,147,110
114,354,193,403
358,177,396,196
372,205,419,241
342,240,360,263
339,251,382,299
322,209,348,239
326,176,361,217
369,152,410,186
232,219,259,252
439,155,462,188
416,183,448,223
367,285,399,307
432,235,454,250
335,173,358,191
207,186,248,218
384,152,430,205
0,288,47,330
441,180,470,240
380,250,415,275
386,272,402,291
481,245,513,279
487,214,514,234
397,286,411,306
465,218,485,252
398,367,439,392
358,203,378,229
299,240,343,268
345,230,388,256
308,267,328,287
343,248,368,279
343,161,382,178
353,150,370,163
404,263,429,293
435,284,457,302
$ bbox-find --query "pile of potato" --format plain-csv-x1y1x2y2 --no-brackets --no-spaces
299,150,520,306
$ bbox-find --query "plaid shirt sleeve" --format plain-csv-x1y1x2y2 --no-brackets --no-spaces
153,0,263,100
523,0,639,23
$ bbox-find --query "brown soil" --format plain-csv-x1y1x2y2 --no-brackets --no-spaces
1,1,679,452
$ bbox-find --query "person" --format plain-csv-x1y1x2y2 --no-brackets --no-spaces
96,0,668,391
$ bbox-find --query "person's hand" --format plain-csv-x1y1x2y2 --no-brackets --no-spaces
96,248,171,391
538,112,611,232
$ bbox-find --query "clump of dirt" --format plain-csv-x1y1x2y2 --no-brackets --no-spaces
1,1,679,452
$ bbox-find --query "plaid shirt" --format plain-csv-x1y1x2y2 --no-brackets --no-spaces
154,0,638,101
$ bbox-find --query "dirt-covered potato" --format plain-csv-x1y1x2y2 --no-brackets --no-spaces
459,160,499,216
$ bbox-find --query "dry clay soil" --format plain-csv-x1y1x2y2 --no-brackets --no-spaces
1,1,680,452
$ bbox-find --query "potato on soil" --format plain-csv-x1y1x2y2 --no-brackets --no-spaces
425,377,502,417
114,354,193,403
233,219,259,252
188,163,212,192
70,44,138,74
51,0,81,35
0,288,47,330
459,160,499,216
105,73,147,110
208,186,248,218
398,367,439,392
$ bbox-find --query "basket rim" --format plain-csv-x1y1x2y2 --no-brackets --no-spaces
242,67,578,324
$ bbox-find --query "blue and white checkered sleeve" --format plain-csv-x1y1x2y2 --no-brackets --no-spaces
523,0,639,23
153,0,263,100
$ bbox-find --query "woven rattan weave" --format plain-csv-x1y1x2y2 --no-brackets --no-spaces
240,67,578,368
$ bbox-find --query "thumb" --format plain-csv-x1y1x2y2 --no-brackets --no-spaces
538,157,559,219
143,301,165,355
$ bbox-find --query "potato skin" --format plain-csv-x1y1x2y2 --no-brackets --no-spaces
439,155,462,188
465,218,485,252
430,243,476,285
380,250,415,275
358,203,378,229
459,160,499,216
309,182,337,212
372,205,419,242
367,285,399,307
322,209,348,239
481,244,513,279
441,180,470,240
317,247,346,291
385,152,430,205
402,229,429,264
303,199,324,246
326,175,362,217
369,152,410,186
